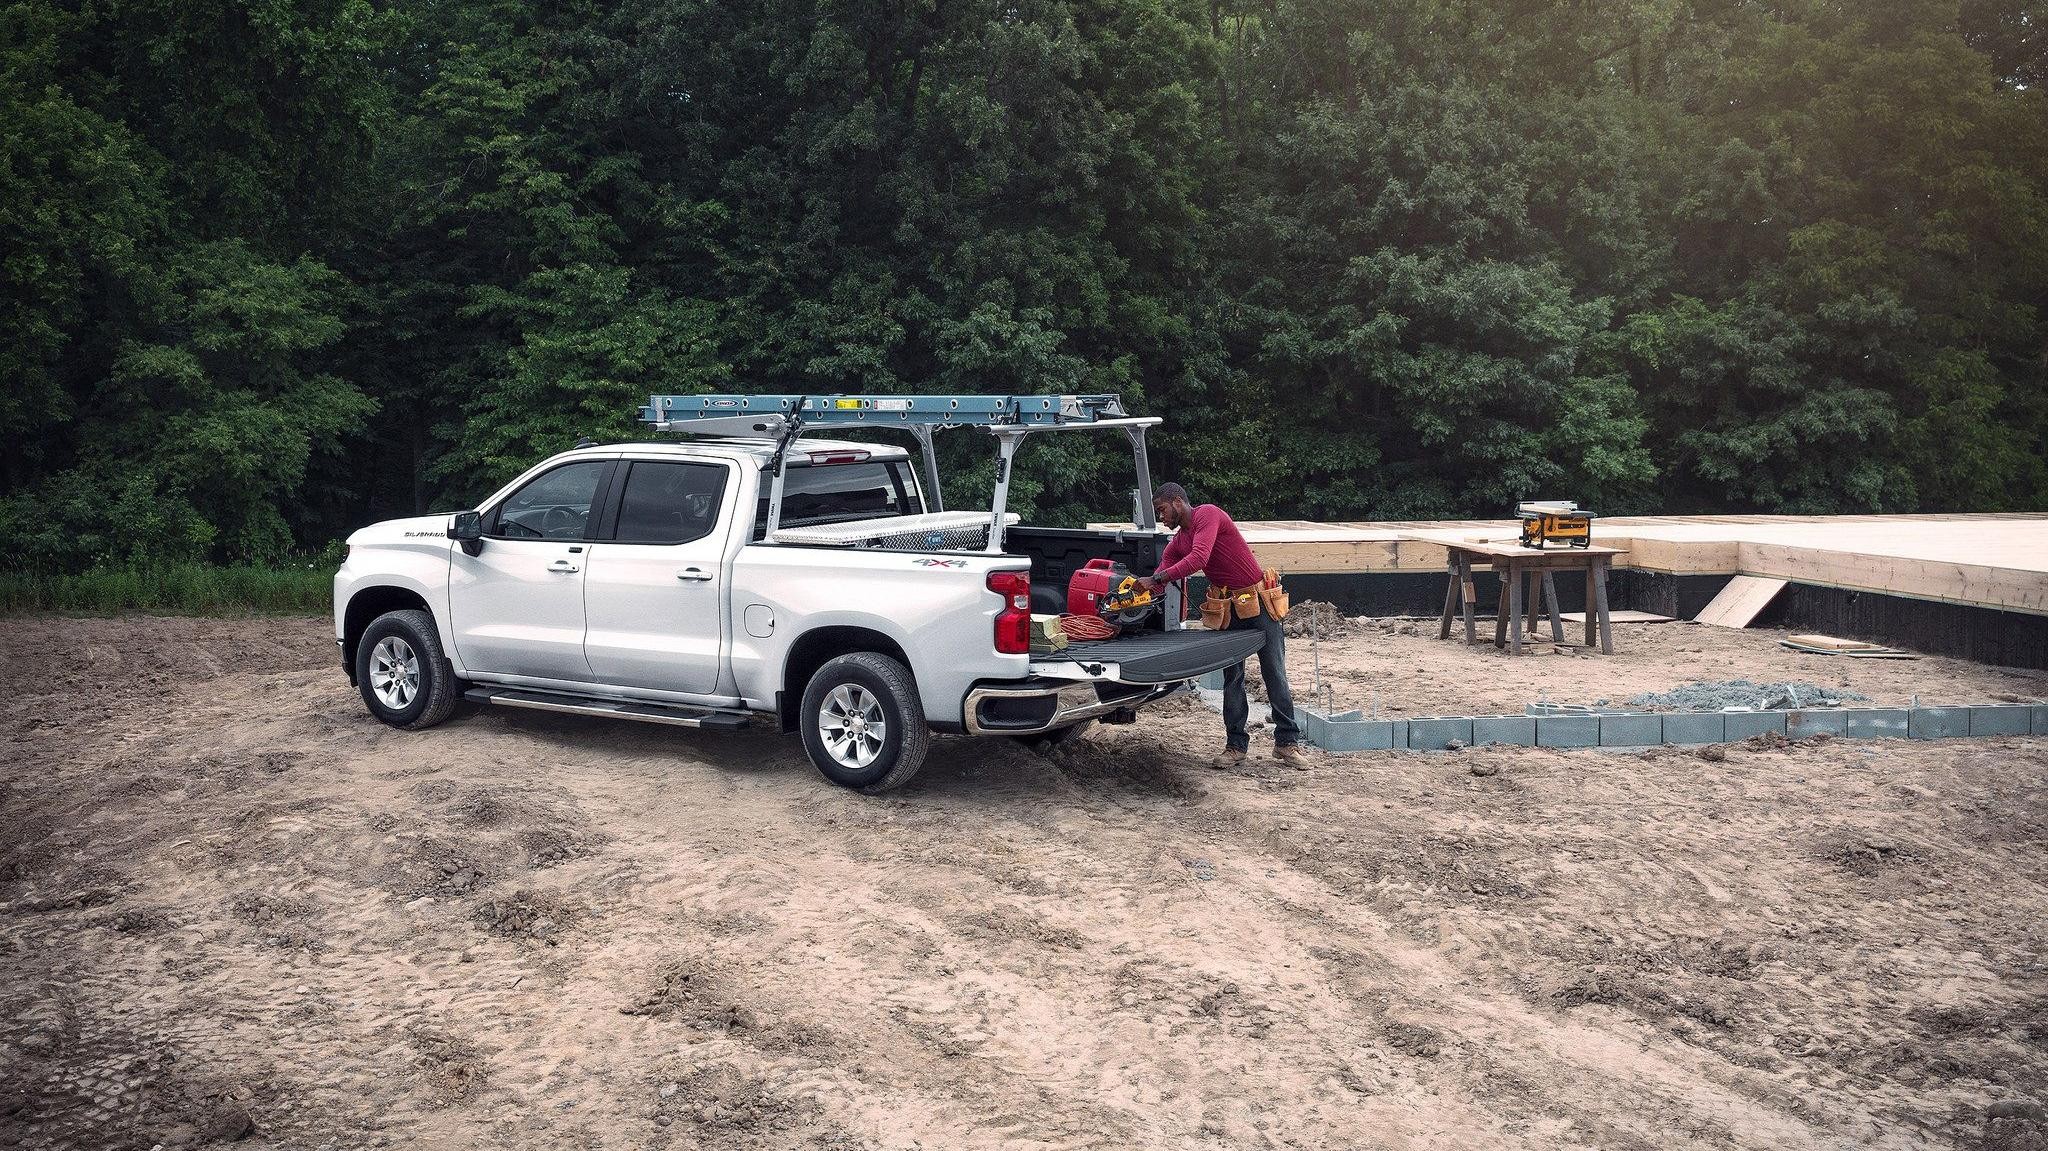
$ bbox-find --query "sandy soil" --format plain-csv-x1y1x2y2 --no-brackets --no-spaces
1280,606,2048,717
3,614,2046,1151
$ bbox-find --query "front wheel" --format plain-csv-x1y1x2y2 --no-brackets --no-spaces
798,652,929,793
355,609,459,730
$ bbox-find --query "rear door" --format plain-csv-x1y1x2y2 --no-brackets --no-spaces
449,458,613,681
582,458,736,694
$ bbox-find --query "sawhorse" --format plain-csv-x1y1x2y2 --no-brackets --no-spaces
1431,540,1627,655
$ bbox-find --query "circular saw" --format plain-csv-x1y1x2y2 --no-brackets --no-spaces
1065,559,1159,629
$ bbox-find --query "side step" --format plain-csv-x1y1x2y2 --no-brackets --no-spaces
464,687,751,730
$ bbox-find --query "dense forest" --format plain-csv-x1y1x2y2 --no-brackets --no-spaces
4,0,2045,571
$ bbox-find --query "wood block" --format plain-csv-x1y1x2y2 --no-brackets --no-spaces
1786,633,1883,651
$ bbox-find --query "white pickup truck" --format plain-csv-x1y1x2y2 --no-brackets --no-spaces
334,393,1264,792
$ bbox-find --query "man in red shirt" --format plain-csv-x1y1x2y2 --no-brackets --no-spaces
1139,483,1305,768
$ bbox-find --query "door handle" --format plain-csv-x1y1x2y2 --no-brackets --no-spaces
676,567,714,582
549,560,579,574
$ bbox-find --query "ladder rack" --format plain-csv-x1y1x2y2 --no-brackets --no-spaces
636,393,1161,550
639,393,1136,430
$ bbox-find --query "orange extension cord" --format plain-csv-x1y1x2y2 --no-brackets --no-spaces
1058,613,1120,642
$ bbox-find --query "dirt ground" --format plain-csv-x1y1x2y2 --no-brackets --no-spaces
1279,604,2048,717
3,614,2047,1151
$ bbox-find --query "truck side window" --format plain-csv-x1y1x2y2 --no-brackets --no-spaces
614,461,729,545
488,461,608,540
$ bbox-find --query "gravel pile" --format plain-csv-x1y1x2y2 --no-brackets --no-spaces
1625,680,1870,712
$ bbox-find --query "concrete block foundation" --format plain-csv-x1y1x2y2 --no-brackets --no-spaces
1471,716,1537,747
1537,716,1601,748
1599,714,1663,747
1910,707,1969,740
1407,718,1473,751
1318,718,1404,752
1284,697,2037,757
1844,709,1910,739
1787,709,1850,740
1660,713,1726,745
1723,711,1787,741
1970,705,2032,737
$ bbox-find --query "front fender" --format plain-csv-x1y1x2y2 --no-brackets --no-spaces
334,539,459,676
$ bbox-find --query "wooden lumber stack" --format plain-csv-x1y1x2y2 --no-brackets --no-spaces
1030,614,1069,654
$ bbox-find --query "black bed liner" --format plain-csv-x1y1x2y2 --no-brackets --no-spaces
1031,628,1265,684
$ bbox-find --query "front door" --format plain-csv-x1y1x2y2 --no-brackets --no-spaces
583,459,733,694
449,459,612,681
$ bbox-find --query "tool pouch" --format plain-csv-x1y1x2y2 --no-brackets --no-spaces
1231,587,1261,620
1200,586,1230,630
1257,568,1290,621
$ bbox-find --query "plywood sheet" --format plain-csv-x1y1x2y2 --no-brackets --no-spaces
1737,541,2048,615
1694,575,1788,628
1786,633,1884,651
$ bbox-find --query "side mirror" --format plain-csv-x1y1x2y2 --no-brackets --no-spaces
448,511,484,555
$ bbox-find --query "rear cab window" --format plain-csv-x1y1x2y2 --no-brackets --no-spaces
753,459,924,541
611,461,730,545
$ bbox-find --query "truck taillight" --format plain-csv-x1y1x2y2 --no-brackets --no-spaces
986,569,1031,655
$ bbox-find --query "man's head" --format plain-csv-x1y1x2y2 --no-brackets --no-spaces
1152,482,1191,530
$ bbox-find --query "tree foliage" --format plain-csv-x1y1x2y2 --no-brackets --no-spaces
4,0,2044,568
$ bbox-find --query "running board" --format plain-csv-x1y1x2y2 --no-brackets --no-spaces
464,687,751,730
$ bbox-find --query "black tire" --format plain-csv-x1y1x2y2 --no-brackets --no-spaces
1012,719,1096,755
355,609,459,731
798,652,929,793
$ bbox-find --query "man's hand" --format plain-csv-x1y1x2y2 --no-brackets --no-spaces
1138,576,1163,594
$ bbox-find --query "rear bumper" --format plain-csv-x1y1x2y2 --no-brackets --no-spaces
962,676,1188,736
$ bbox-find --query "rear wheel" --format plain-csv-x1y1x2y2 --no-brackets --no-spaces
356,609,459,730
799,652,928,793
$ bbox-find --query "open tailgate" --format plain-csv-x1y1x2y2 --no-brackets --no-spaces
1029,629,1264,685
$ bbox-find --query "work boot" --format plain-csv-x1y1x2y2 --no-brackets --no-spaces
1273,743,1309,768
1212,748,1247,770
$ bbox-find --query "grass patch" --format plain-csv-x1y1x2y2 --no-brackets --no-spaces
0,564,334,615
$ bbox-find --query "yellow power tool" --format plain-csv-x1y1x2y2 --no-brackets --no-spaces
1517,501,1596,549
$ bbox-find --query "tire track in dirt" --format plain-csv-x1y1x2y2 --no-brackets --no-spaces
6,615,2046,1150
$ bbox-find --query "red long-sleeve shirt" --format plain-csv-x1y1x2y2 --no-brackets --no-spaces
1154,504,1266,590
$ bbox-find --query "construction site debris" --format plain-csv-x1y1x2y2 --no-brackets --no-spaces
1779,634,1917,659
1282,601,1360,638
1625,680,1871,712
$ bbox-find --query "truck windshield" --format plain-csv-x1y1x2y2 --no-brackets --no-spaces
754,460,924,539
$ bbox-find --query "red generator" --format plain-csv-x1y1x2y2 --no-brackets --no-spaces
1065,559,1157,627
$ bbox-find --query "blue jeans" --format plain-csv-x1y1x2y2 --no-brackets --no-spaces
1221,605,1301,751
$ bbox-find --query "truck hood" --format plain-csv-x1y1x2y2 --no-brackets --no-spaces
347,515,456,547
